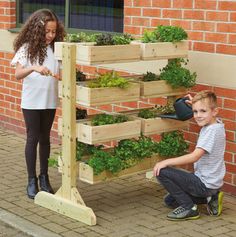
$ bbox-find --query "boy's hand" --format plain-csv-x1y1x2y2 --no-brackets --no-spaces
153,161,167,176
184,94,193,105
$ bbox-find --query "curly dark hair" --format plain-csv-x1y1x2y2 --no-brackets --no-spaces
13,9,66,65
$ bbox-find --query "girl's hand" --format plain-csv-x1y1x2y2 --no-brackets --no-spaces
153,161,167,176
33,66,52,76
53,74,61,80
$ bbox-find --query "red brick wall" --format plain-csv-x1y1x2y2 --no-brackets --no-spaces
0,0,236,195
124,0,236,55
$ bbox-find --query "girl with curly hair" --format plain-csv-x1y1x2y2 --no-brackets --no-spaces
11,9,66,199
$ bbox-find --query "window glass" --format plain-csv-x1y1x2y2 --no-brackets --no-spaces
18,0,65,24
69,0,124,32
18,0,124,33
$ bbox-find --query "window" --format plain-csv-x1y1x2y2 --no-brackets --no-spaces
17,0,124,33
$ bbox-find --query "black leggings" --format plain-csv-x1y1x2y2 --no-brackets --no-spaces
22,109,56,179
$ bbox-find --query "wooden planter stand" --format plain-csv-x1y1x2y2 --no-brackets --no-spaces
131,40,188,60
55,42,141,65
59,81,140,106
79,155,162,184
58,117,141,145
139,80,187,98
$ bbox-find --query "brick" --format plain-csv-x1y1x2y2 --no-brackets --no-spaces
219,108,235,120
124,25,141,35
226,141,236,153
224,152,233,162
223,120,236,131
132,17,150,26
205,32,227,43
184,10,205,20
124,7,141,16
216,44,236,55
214,87,236,99
230,12,236,22
163,9,182,19
142,8,161,17
151,19,170,27
173,0,193,8
224,99,236,110
193,42,215,53
195,0,217,10
206,11,229,22
171,20,191,30
152,0,171,8
192,21,215,31
133,0,152,7
217,23,236,33
187,31,204,41
219,1,236,11
228,34,236,44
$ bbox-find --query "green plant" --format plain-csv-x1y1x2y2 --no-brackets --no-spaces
66,32,98,42
157,131,189,158
88,71,130,89
142,71,160,82
91,114,129,126
113,33,134,45
159,59,196,88
48,157,58,167
87,150,108,175
95,33,115,46
138,108,157,119
142,25,188,43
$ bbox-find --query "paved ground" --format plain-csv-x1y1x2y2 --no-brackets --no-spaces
0,127,236,237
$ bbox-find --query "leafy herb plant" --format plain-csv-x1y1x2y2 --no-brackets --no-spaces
157,131,189,158
159,59,196,88
91,114,129,126
88,71,130,89
142,25,188,43
142,71,160,82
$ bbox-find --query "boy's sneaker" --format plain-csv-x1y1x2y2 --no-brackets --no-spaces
167,205,200,221
207,191,223,216
164,193,179,209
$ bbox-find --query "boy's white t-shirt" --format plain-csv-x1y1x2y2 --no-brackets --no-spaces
194,120,226,189
11,44,59,109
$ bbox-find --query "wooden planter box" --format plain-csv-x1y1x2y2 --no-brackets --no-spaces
126,112,188,136
139,80,187,98
58,117,141,145
55,42,141,64
131,40,188,60
79,155,162,184
59,81,141,106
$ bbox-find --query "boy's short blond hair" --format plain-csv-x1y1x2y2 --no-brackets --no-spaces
192,90,217,109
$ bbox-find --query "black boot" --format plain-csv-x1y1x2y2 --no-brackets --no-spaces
39,174,54,194
27,177,39,199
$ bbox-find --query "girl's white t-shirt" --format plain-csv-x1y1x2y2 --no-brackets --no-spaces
11,44,59,109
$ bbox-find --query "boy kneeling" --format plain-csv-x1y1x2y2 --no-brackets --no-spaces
153,91,225,220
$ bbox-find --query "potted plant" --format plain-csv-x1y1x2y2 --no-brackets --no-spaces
76,71,140,106
74,113,141,145
79,137,162,184
131,25,188,60
129,101,188,135
55,32,141,64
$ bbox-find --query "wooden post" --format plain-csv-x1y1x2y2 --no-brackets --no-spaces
35,43,96,226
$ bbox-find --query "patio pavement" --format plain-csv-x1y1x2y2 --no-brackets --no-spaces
0,127,236,237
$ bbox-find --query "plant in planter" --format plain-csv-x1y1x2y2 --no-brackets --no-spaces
142,71,160,82
91,114,129,126
76,141,102,161
142,25,188,43
159,58,197,89
157,130,189,158
138,101,175,119
88,71,130,89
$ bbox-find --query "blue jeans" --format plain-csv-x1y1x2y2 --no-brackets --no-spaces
157,167,219,209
